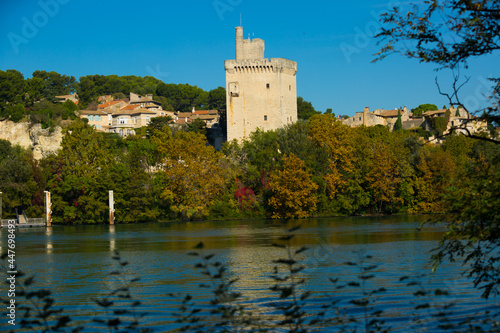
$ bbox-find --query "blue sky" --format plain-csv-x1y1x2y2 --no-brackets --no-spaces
1,0,497,116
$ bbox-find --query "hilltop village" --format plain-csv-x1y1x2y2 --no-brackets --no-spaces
68,26,488,144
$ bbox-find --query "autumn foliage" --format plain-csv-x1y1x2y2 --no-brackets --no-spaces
268,154,318,219
1,114,498,223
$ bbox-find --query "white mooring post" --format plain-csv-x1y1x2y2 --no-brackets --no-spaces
44,191,51,226
109,190,114,225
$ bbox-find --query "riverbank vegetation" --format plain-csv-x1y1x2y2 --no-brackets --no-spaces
1,114,498,225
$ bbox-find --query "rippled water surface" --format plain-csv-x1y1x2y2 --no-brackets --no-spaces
1,216,499,331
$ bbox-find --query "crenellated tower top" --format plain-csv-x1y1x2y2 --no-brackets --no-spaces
235,26,265,60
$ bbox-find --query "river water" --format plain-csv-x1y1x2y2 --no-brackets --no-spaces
1,215,498,332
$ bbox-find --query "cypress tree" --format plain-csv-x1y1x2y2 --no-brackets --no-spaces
394,109,403,131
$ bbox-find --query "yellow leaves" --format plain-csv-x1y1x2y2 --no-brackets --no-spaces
308,114,354,170
365,142,402,212
268,154,318,219
324,163,346,199
308,114,360,200
161,131,229,220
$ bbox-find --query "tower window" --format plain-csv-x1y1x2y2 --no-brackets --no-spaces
264,115,268,121
266,83,270,89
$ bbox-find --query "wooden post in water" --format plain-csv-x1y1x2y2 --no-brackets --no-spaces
44,191,51,226
109,190,114,225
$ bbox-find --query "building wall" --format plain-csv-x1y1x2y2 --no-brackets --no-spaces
226,27,297,141
83,113,109,131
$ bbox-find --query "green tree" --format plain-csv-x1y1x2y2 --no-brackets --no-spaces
0,70,25,115
0,143,38,218
435,144,500,297
156,83,208,112
411,104,438,117
297,96,320,120
207,86,226,110
154,95,174,111
187,118,207,136
25,77,45,106
146,116,173,137
32,70,76,101
394,109,403,131
48,121,115,224
240,129,281,193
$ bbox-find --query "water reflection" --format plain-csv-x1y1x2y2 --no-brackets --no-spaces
46,226,53,254
0,216,496,332
109,225,116,252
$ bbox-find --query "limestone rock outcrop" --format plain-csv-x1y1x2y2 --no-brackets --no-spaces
0,120,63,159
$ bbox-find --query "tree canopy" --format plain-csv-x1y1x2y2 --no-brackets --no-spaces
374,0,500,68
297,97,320,120
412,103,438,117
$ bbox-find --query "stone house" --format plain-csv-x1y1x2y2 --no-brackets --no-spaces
80,109,111,132
55,94,79,104
342,106,409,130
174,112,193,125
129,93,162,111
421,106,488,137
109,107,157,137
191,109,220,128
98,100,127,112
172,109,221,128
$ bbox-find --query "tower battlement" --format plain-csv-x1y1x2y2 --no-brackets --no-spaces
235,26,265,60
225,58,297,75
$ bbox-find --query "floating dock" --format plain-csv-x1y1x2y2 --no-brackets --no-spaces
1,218,46,228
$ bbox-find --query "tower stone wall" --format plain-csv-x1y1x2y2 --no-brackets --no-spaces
225,27,297,141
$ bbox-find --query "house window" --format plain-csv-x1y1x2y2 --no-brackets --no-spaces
119,129,124,136
146,116,150,124
98,125,101,129
289,85,291,91
266,83,270,89
264,115,267,121
119,117,126,124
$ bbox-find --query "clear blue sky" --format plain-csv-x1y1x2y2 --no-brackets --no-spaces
1,0,497,116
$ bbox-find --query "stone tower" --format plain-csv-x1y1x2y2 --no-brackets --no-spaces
225,27,297,141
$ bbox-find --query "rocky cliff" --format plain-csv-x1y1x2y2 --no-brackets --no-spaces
0,120,63,160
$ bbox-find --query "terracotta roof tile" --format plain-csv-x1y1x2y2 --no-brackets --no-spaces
378,109,400,117
80,110,108,115
121,104,140,111
98,101,122,109
130,108,157,115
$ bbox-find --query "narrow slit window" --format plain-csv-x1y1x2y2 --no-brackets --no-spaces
264,115,268,121
266,83,270,89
